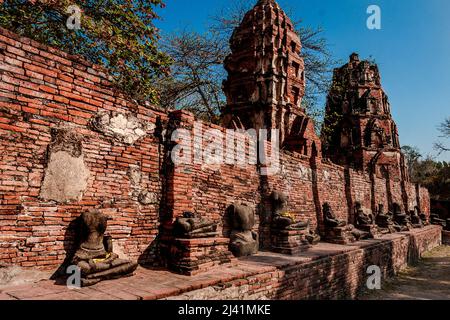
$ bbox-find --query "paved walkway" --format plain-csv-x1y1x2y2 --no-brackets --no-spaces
0,227,443,300
0,240,359,300
360,245,450,300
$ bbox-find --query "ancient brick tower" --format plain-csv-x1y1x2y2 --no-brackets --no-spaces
222,0,320,156
322,53,409,182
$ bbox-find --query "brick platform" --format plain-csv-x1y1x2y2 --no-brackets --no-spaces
0,226,441,300
167,238,237,276
270,229,312,255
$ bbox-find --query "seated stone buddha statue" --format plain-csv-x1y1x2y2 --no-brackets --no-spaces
392,203,411,231
72,210,138,287
375,204,396,233
355,202,374,227
270,191,308,230
322,202,370,243
323,203,347,228
409,207,423,228
419,211,430,226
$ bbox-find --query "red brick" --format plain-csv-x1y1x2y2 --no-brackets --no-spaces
68,109,92,119
0,61,24,74
69,100,97,112
24,63,57,78
6,46,26,57
18,87,53,100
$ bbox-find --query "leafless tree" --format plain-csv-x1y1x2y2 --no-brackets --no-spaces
434,117,450,154
156,30,227,122
159,0,335,126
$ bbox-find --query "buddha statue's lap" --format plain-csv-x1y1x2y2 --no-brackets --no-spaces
173,212,219,238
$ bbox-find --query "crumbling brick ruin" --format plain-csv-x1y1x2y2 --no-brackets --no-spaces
222,0,320,156
0,0,441,298
322,53,408,182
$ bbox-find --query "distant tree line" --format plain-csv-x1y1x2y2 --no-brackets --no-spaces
402,119,450,200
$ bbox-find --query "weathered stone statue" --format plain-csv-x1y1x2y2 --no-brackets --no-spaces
409,207,423,229
354,202,378,238
375,204,396,234
392,203,411,231
270,191,309,231
323,203,347,228
226,204,259,257
355,202,374,226
168,212,233,276
322,202,369,244
173,212,219,238
269,191,320,254
72,210,138,287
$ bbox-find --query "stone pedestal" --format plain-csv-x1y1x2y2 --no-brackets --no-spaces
271,229,312,255
324,226,357,245
169,238,236,276
357,225,381,239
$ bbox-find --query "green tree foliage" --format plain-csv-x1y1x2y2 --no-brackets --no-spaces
403,145,450,200
0,0,172,103
401,145,422,178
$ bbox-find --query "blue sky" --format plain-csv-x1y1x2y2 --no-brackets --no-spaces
155,0,450,161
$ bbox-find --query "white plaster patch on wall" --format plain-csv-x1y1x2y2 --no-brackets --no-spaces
298,164,312,181
92,111,155,144
323,170,331,182
40,151,90,203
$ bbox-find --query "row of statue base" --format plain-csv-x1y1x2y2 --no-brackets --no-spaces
69,193,444,286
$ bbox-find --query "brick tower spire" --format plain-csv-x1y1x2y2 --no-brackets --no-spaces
321,53,408,182
222,0,320,156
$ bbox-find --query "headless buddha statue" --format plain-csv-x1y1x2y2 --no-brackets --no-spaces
226,204,259,257
72,210,138,287
270,191,308,230
323,203,347,228
392,203,411,231
323,202,370,242
409,207,423,228
375,204,396,233
355,202,374,227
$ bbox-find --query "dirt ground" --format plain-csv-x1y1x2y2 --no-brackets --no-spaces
360,245,450,300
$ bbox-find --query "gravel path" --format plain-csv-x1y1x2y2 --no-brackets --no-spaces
361,246,450,300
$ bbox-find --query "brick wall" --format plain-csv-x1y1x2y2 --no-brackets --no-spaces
0,28,166,267
0,28,431,269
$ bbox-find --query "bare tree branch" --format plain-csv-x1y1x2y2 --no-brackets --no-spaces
434,117,450,154
158,0,336,126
